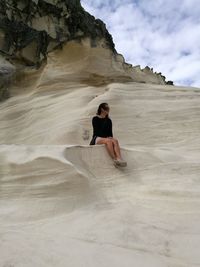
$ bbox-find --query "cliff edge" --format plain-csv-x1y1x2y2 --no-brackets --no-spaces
0,0,173,101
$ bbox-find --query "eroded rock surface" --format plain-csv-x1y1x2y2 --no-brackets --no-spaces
0,0,115,65
0,0,174,102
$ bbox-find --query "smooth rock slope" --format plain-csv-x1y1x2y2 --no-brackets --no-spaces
1,80,200,267
0,1,200,267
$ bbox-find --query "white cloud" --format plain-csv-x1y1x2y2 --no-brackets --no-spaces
81,0,200,87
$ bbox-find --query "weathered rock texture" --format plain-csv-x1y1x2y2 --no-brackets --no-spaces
0,0,115,64
1,2,200,267
0,0,173,101
1,81,200,267
0,55,15,101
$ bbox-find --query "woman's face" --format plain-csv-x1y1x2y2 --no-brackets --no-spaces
102,105,110,114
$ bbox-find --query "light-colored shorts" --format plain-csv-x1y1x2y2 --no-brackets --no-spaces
95,136,102,144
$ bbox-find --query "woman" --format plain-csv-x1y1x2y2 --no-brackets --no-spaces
89,103,127,167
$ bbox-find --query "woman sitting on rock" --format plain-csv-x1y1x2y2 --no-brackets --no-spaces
90,102,127,167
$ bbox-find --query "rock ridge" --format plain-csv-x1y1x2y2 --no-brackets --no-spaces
0,0,115,65
0,0,173,101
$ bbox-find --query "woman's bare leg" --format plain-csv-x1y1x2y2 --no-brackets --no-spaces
96,138,126,166
106,140,117,159
111,138,127,166
112,139,122,160
96,138,117,159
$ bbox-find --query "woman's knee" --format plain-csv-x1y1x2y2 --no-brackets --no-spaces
112,138,119,144
96,138,116,145
105,138,113,145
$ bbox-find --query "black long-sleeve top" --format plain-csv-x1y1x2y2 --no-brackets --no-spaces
92,116,113,138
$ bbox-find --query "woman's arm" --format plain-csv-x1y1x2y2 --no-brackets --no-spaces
92,116,101,136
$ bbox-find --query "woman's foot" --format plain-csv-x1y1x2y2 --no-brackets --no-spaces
113,158,127,167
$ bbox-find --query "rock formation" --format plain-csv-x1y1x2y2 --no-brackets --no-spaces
0,0,173,101
1,2,200,267
0,0,115,64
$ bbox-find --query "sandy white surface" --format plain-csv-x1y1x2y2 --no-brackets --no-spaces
1,41,200,267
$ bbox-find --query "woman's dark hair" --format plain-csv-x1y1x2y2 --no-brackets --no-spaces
96,103,109,118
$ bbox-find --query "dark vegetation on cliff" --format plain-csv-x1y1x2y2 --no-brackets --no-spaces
0,0,116,65
0,0,117,101
0,0,173,101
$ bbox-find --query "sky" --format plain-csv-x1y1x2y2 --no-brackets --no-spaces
81,0,200,87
